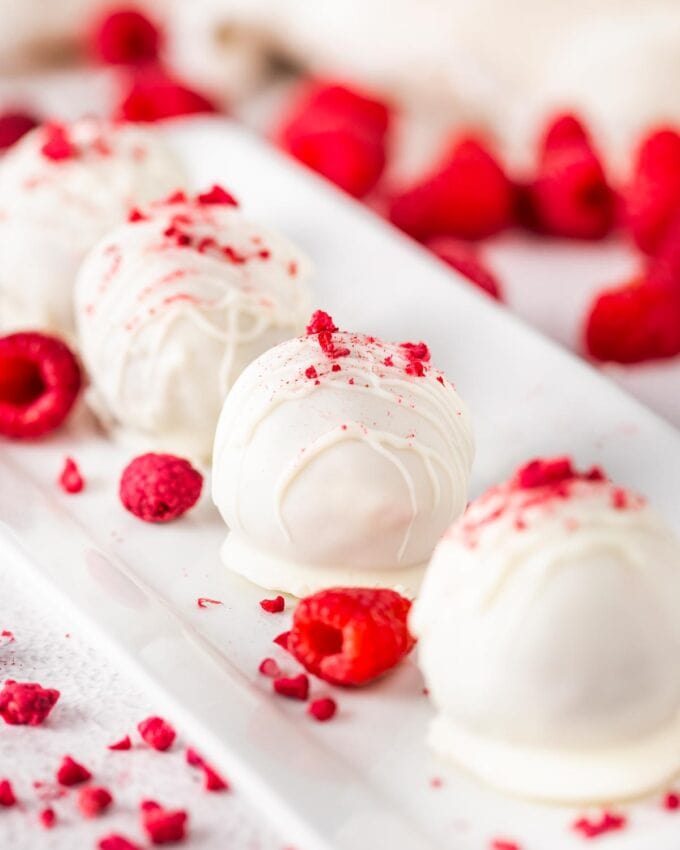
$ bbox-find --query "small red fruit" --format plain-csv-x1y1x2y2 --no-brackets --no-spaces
425,236,502,300
138,716,176,751
78,786,113,818
0,679,60,725
141,802,188,845
58,456,84,494
119,453,203,523
273,674,310,701
56,755,92,786
116,67,217,123
289,588,415,686
307,697,337,722
0,110,38,151
90,7,161,66
0,779,16,806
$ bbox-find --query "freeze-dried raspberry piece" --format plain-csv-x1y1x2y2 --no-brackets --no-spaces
0,680,60,725
273,631,291,650
572,810,627,839
308,697,337,722
0,630,14,647
539,112,591,156
0,779,16,806
306,310,338,335
273,674,310,701
259,658,281,678
119,453,203,523
78,786,113,818
389,136,513,241
138,716,176,751
89,7,161,65
0,332,82,439
649,213,680,286
141,802,188,845
108,735,132,751
58,456,84,494
260,595,285,613
98,834,143,850
116,67,217,123
584,277,680,363
56,755,92,786
41,123,76,161
490,841,522,850
196,598,222,609
0,110,38,151
184,749,229,792
289,588,415,686
425,236,503,300
39,807,56,828
197,185,238,207
663,791,680,810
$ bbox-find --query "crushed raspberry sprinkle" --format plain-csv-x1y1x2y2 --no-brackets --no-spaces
400,341,431,377
108,735,132,751
0,779,16,806
0,110,38,151
273,631,291,651
98,836,142,850
259,657,281,677
305,365,318,380
515,457,604,490
90,7,161,66
197,185,238,206
0,679,60,725
572,810,627,839
289,587,415,686
197,597,222,609
58,456,84,494
141,801,188,845
0,630,15,646
56,755,92,786
78,786,113,818
425,236,503,300
119,453,203,523
138,716,176,751
128,207,147,222
273,674,310,701
306,310,338,335
260,595,285,614
39,807,56,829
0,332,82,439
184,749,228,792
116,67,217,123
41,123,76,161
490,840,522,850
307,697,337,722
663,791,680,810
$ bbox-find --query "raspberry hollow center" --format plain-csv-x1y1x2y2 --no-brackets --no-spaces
0,356,45,405
306,621,344,657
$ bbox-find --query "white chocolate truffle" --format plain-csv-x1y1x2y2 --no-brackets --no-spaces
212,314,474,597
411,458,680,803
75,188,313,460
0,119,186,337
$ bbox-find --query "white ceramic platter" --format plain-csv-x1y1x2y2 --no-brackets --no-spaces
2,118,680,850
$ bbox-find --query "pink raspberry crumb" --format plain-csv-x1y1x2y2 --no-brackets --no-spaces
273,674,309,701
98,835,143,850
78,785,113,818
0,779,17,806
56,755,91,786
197,597,222,609
273,631,291,651
260,595,285,613
108,734,132,751
258,658,281,678
138,716,176,751
664,791,680,810
307,697,337,722
58,456,84,494
141,801,188,845
39,807,57,828
0,679,59,725
572,810,627,839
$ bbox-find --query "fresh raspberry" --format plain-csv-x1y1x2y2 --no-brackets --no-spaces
584,276,680,363
425,236,502,300
58,456,84,494
138,716,176,751
273,674,310,701
389,136,513,241
572,810,627,839
98,836,142,850
141,802,188,845
56,755,92,786
273,631,291,651
258,658,281,678
108,735,132,751
289,588,415,686
624,128,680,253
260,595,285,613
90,7,161,65
275,80,390,198
527,145,614,240
0,332,82,439
39,807,56,829
539,112,591,156
307,697,337,722
119,454,203,523
116,67,217,123
41,123,76,161
196,185,238,207
0,779,16,806
649,212,680,286
0,110,38,151
78,786,113,817
0,679,60,725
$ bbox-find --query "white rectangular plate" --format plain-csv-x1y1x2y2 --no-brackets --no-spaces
2,118,680,850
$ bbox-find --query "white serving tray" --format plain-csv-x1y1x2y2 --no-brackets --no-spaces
2,118,680,850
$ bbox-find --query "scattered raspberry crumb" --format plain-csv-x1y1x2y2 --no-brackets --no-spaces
273,631,291,651
425,236,502,300
184,748,229,792
98,835,142,850
89,8,161,65
41,123,76,161
490,840,521,850
0,630,15,646
128,207,146,222
39,807,56,829
197,185,238,206
0,110,38,151
307,697,337,722
56,755,91,786
515,457,604,490
289,588,415,686
141,801,188,845
197,598,222,609
260,595,285,613
119,453,203,523
138,716,176,751
305,365,318,380
430,777,444,789
0,680,60,725
78,786,113,818
0,332,82,439
58,456,84,494
663,791,680,810
306,310,338,335
108,735,132,751
258,658,281,678
572,810,627,839
116,67,217,123
273,674,310,701
0,779,16,806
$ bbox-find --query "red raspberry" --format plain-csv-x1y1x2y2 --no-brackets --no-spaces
99,836,142,850
0,332,82,439
625,128,680,253
539,112,591,156
528,145,614,240
58,456,84,494
141,802,188,845
307,697,337,722
0,110,38,151
90,7,161,65
289,588,416,686
56,755,92,786
138,715,176,751
0,679,60,725
119,454,203,523
280,81,390,139
116,67,217,123
78,786,113,817
425,236,502,300
39,807,56,829
108,735,132,750
389,136,512,241
584,276,680,363
260,595,285,613
649,212,680,286
0,779,17,806
273,674,310,701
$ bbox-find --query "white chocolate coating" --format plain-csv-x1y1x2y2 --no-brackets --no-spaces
212,329,474,596
0,119,186,337
75,193,313,460
411,466,680,802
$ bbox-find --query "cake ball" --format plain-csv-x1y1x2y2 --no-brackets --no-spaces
0,118,186,337
212,312,474,597
75,188,313,460
411,457,680,803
